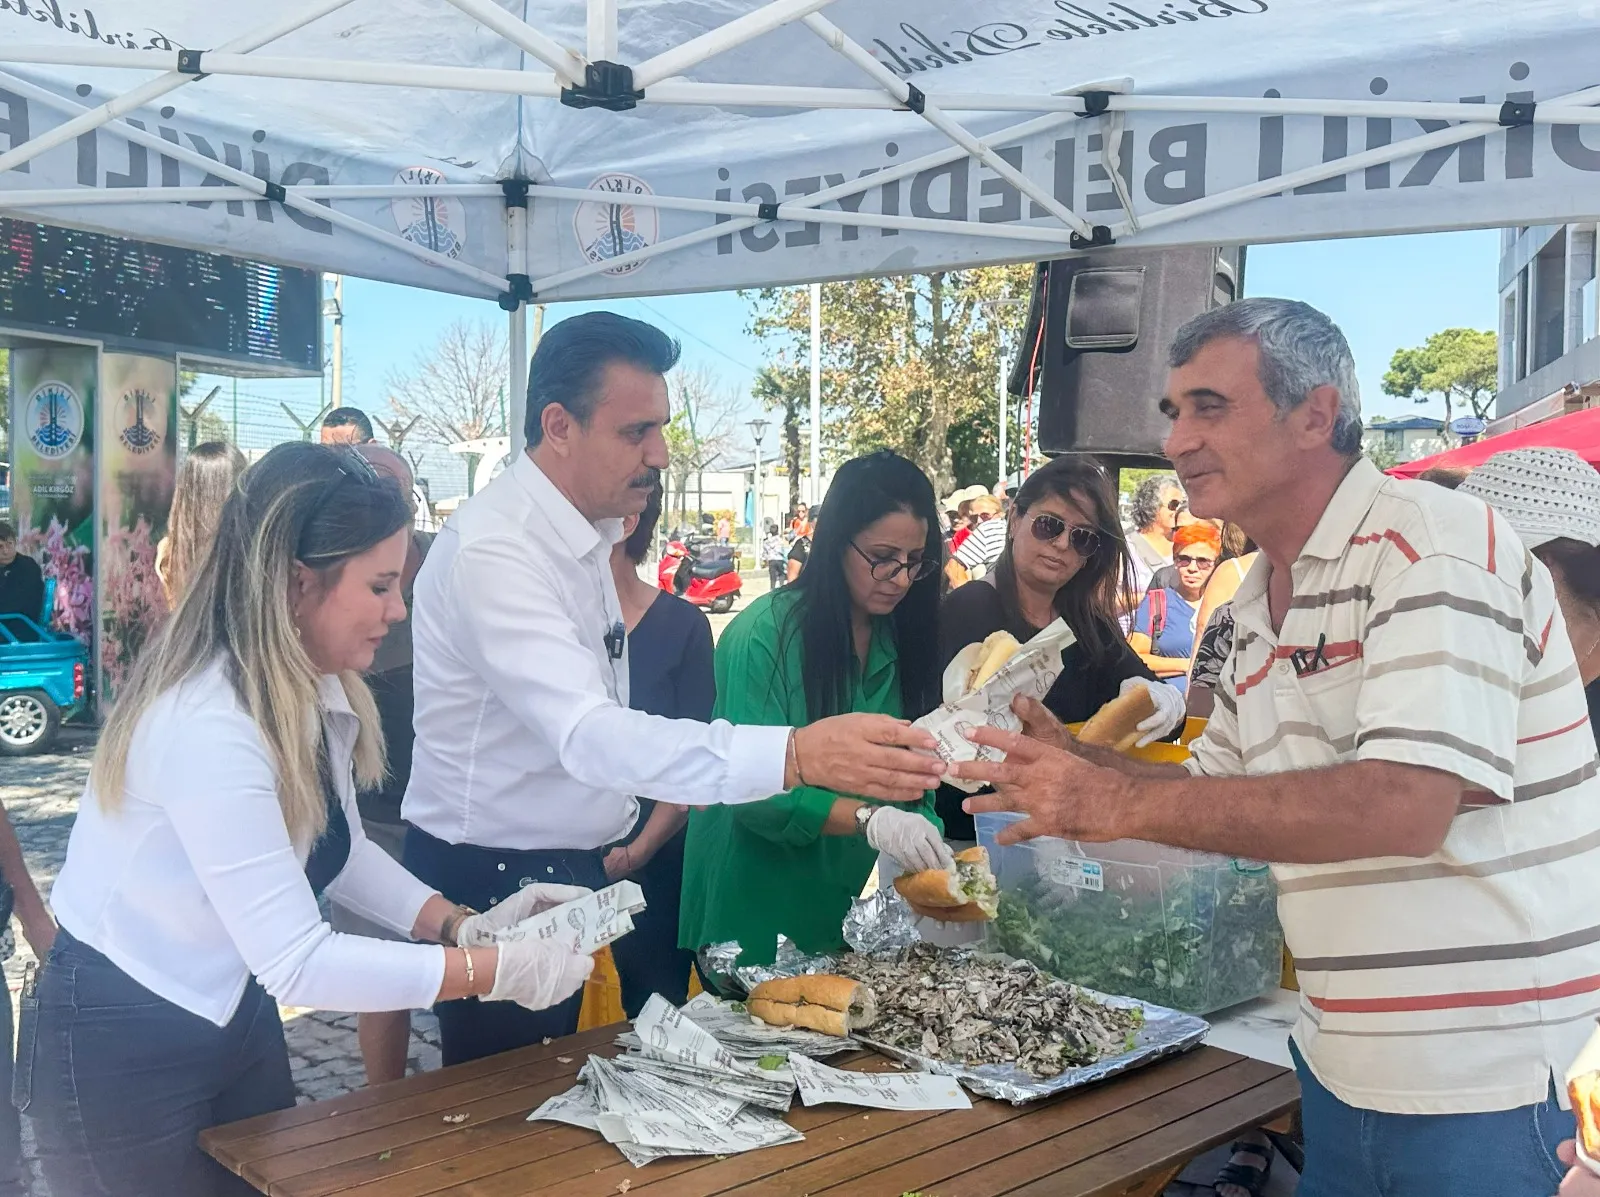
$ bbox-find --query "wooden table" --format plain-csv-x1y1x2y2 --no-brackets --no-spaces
202,1025,1298,1197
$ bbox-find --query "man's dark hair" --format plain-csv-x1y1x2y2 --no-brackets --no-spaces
524,312,680,447
321,406,374,442
0,521,15,541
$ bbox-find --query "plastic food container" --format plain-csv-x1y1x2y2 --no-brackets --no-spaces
978,812,1283,1015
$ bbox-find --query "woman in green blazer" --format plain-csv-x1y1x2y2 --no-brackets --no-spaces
679,452,949,966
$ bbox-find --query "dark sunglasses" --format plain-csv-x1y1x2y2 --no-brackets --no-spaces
850,541,938,583
1027,513,1101,556
1166,497,1187,512
299,450,383,561
1174,553,1216,570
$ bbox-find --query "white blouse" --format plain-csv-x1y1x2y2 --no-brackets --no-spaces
52,659,445,1027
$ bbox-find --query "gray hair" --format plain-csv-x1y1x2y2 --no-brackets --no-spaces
1129,472,1181,531
1169,298,1362,456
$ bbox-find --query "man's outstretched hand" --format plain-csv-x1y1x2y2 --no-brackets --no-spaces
952,724,1139,845
792,714,944,803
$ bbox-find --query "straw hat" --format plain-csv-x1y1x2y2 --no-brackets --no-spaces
1457,447,1600,550
942,483,990,510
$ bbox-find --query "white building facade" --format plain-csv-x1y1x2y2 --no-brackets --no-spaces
1496,224,1600,418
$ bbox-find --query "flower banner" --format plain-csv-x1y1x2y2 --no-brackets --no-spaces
97,353,176,706
9,344,96,654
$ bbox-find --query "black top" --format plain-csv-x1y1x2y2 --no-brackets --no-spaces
1588,678,1600,755
357,665,414,825
304,737,352,898
935,579,1158,840
624,592,716,833
787,537,811,568
0,553,44,621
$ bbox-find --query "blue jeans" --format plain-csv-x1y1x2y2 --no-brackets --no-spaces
1292,1039,1572,1197
16,930,295,1197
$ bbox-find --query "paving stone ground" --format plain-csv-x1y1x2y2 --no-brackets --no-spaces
0,727,439,1193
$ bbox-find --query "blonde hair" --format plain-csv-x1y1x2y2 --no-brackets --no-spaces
160,441,247,607
93,443,408,849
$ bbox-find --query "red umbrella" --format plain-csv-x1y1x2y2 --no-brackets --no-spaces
1386,407,1600,478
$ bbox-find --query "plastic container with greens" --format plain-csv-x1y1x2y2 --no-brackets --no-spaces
977,812,1282,1015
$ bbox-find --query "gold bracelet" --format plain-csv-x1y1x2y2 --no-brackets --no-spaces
461,946,476,992
788,729,809,788
441,904,477,946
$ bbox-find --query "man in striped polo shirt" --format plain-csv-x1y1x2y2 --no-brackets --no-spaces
960,298,1597,1196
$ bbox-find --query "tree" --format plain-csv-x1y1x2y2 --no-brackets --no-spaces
751,362,807,519
386,319,509,448
664,365,737,529
745,266,1033,496
1381,328,1498,431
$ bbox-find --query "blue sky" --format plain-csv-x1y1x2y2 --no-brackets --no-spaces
207,228,1500,489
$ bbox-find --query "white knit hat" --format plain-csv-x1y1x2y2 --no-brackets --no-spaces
1458,447,1600,550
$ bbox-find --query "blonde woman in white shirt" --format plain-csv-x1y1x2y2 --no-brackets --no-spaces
21,442,596,1197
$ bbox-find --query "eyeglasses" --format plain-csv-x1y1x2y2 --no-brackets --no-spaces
1174,554,1216,570
849,541,938,583
298,450,383,561
1027,513,1101,556
1165,497,1188,513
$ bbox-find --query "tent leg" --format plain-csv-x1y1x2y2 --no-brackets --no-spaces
509,303,528,460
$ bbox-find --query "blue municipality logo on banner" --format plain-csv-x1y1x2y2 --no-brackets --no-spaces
26,380,83,460
574,173,658,277
118,388,161,454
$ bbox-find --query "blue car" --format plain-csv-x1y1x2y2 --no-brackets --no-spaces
0,579,88,755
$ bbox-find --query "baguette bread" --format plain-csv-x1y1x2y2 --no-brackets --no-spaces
1568,1021,1600,1167
966,631,1022,692
747,974,878,1035
1077,685,1157,751
893,846,999,921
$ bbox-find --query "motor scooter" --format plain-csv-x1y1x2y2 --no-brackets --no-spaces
657,535,741,613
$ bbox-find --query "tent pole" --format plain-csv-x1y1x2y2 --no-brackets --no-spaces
0,0,360,178
435,0,586,86
802,13,1094,241
1123,81,1600,237
809,283,822,507
507,189,530,460
587,0,618,63
632,0,837,89
0,72,507,295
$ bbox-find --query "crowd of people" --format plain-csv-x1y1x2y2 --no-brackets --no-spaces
0,299,1590,1197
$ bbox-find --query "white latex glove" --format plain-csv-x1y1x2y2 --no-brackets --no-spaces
864,807,955,874
485,934,595,1011
1122,676,1186,748
455,882,593,947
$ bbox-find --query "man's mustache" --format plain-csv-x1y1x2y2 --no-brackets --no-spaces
629,468,661,489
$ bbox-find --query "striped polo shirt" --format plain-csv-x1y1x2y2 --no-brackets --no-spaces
1188,458,1600,1115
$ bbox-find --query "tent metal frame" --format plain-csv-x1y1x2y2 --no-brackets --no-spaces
2,0,1599,447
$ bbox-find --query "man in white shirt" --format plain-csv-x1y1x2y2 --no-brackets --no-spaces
403,312,943,1064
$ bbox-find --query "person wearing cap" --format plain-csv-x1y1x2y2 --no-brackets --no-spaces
1459,447,1600,752
956,299,1596,1196
945,494,1006,588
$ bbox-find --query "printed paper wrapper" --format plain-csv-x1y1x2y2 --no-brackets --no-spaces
492,880,646,955
915,618,1077,793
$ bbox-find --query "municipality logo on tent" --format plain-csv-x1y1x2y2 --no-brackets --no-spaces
117,389,163,455
26,381,83,461
575,174,658,276
391,167,466,259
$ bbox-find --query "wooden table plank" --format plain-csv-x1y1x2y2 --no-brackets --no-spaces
1008,1073,1302,1197
812,1053,1265,1197
203,1030,1299,1197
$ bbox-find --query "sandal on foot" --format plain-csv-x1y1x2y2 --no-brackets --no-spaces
1213,1135,1273,1197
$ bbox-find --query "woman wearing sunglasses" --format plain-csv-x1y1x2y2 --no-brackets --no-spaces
1128,521,1221,696
935,458,1185,844
679,452,949,966
22,444,597,1196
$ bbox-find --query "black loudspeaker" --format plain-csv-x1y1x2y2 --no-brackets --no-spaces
1029,246,1245,468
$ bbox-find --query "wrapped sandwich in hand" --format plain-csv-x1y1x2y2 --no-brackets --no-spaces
963,631,1022,695
747,975,878,1038
893,846,1000,923
1568,1021,1600,1176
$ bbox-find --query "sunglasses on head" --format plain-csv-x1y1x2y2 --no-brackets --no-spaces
299,450,384,561
1174,553,1216,570
1027,513,1100,555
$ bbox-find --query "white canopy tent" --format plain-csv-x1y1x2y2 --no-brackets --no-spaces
2,0,1599,447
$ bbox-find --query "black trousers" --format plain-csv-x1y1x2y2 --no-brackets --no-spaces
403,826,609,1066
19,930,294,1197
607,809,693,1018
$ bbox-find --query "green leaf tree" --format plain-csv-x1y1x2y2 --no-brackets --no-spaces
750,363,807,520
745,266,1033,496
1381,328,1499,432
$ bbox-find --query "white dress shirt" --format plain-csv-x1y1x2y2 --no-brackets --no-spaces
403,453,789,851
51,659,445,1027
